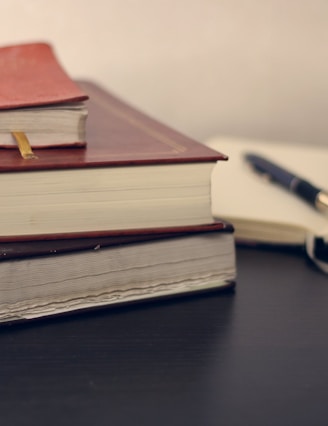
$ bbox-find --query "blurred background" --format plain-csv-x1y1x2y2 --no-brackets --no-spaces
1,0,327,145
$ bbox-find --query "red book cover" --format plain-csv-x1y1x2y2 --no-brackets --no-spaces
0,42,88,110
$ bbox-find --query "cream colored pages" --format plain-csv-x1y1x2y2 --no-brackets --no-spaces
205,137,328,245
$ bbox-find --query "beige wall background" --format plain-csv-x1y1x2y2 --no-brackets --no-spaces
1,0,327,145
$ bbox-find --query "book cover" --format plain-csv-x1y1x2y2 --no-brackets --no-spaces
0,42,88,110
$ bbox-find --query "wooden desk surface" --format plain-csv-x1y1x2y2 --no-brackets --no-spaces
1,246,328,426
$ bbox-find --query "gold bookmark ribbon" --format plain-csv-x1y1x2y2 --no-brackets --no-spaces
11,132,38,159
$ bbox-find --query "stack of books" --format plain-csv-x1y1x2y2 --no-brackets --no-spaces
0,42,236,323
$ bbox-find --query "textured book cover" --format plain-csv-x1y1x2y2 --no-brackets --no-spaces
0,42,88,110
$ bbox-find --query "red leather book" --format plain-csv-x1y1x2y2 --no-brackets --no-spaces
0,42,88,147
0,80,228,241
0,42,88,109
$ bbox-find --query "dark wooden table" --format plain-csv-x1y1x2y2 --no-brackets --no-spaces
1,246,328,426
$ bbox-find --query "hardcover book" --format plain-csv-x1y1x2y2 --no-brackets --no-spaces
0,42,88,148
0,81,227,240
0,222,236,323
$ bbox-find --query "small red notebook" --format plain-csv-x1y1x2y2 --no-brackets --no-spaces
0,42,89,148
0,42,88,110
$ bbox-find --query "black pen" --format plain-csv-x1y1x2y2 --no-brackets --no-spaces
244,152,328,214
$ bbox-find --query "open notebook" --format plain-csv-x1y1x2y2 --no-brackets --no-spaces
205,136,328,273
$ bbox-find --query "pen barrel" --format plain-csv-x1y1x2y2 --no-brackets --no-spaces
293,179,319,205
